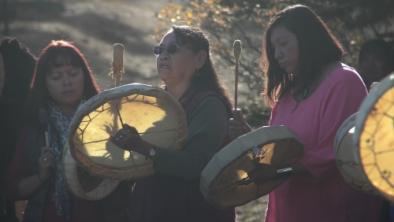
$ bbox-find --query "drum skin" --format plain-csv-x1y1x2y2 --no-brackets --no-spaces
69,83,187,180
354,74,394,202
200,125,303,208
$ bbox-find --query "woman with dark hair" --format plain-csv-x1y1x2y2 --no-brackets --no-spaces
26,40,99,122
257,4,382,222
0,38,36,222
6,40,129,222
111,25,235,222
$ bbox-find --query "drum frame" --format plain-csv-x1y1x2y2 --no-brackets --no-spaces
354,74,394,201
68,83,187,180
200,125,303,208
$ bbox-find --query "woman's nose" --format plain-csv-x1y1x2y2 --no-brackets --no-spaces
62,76,72,86
158,50,170,60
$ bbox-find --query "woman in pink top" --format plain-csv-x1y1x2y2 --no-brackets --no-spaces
259,4,383,222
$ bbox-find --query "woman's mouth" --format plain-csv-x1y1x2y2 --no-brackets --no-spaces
62,90,75,96
159,64,170,69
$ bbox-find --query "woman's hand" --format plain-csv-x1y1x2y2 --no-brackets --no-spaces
247,163,278,184
16,147,54,198
38,147,55,182
229,109,252,141
110,124,153,156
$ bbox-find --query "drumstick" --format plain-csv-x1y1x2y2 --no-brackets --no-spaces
233,40,242,110
112,43,125,87
44,132,49,146
111,43,125,126
38,109,50,147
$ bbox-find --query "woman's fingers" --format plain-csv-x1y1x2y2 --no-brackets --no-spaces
38,147,55,181
111,124,142,150
232,108,245,120
229,110,252,140
39,147,55,167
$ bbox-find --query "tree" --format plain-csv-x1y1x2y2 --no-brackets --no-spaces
155,0,394,126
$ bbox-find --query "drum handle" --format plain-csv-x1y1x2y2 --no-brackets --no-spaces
116,109,125,127
276,167,293,174
233,40,242,109
238,167,295,185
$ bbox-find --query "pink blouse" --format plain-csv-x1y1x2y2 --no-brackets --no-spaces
265,63,383,222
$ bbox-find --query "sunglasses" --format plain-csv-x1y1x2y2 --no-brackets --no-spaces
153,43,179,56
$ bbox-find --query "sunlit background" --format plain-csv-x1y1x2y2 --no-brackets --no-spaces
1,0,393,221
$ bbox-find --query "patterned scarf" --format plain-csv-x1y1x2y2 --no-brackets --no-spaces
48,101,83,220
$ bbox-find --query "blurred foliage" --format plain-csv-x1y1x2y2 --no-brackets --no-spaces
155,0,394,126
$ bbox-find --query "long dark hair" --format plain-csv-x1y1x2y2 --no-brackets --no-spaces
26,40,100,124
262,4,344,104
0,38,36,164
0,38,36,104
171,25,232,111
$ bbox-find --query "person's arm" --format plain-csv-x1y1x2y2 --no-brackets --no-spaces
16,175,47,200
152,97,228,180
7,129,54,200
7,128,30,200
16,147,54,199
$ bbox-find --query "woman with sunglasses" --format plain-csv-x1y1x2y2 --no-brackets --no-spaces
111,26,235,222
